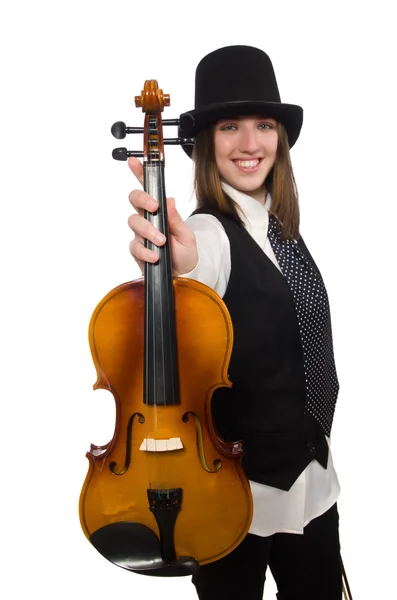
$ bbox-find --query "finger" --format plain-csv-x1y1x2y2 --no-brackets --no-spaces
128,157,144,187
129,240,144,274
129,237,160,265
128,213,166,247
128,189,158,214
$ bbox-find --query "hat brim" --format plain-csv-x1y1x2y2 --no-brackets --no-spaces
179,100,303,158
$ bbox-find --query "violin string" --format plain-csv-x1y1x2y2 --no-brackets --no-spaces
145,109,176,494
158,112,170,494
152,113,159,491
145,241,152,489
145,112,155,491
144,178,153,491
150,112,162,493
158,152,165,494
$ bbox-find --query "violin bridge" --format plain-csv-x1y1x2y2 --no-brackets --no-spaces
139,438,184,452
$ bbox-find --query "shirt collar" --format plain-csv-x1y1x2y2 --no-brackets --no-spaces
220,181,271,238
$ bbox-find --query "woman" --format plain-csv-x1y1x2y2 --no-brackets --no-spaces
128,45,342,600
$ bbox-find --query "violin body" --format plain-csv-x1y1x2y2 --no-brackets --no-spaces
79,80,252,577
80,277,252,573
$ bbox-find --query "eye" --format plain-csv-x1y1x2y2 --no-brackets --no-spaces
219,123,238,131
258,122,275,130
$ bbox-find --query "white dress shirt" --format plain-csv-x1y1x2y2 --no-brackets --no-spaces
182,182,341,537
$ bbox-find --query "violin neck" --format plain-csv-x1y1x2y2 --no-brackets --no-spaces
143,163,180,407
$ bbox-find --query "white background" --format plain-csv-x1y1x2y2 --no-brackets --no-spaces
1,1,396,598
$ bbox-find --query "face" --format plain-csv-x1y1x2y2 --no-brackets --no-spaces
213,115,278,203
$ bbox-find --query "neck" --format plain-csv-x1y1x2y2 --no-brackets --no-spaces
247,186,267,205
221,180,267,204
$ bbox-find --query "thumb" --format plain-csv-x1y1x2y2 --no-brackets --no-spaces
166,197,192,243
128,157,144,187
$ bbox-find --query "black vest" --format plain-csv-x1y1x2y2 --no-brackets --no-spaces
193,208,334,491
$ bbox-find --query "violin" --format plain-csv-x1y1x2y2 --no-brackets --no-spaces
79,80,253,577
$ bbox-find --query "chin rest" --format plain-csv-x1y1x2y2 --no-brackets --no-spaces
90,521,199,577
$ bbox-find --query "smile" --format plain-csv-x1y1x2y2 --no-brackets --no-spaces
233,159,261,171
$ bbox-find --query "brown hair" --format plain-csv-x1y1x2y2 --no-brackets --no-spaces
193,121,300,240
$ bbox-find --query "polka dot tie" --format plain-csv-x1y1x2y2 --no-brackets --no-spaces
267,214,339,436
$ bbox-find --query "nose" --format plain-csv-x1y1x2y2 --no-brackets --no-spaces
238,125,261,154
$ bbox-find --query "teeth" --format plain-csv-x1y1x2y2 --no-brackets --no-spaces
234,160,259,168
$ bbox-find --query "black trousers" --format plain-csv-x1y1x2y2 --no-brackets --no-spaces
192,503,342,600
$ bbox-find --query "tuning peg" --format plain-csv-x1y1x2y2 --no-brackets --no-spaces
164,138,195,146
111,121,144,139
179,112,195,135
162,119,180,126
111,122,127,139
112,148,144,161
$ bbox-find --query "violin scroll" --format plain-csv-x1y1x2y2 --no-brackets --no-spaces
111,80,194,161
135,79,170,113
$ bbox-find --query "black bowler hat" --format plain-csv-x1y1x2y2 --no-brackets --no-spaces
179,45,303,157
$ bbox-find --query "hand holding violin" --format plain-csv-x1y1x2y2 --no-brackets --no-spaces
128,157,198,276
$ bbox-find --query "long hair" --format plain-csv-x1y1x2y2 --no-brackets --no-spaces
192,122,300,240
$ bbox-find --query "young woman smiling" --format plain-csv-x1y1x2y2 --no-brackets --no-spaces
128,45,343,600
